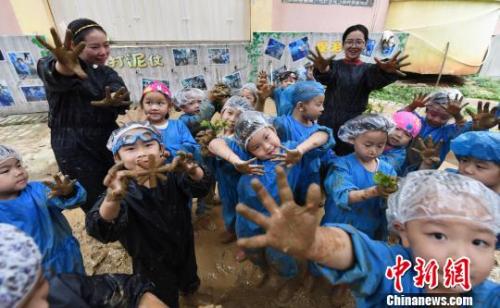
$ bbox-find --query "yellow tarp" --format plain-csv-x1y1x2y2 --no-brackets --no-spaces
386,0,500,75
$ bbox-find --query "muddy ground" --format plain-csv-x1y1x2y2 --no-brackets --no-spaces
1,99,498,307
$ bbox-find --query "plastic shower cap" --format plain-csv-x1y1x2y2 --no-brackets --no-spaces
239,83,258,102
387,170,500,234
338,114,395,143
173,88,205,108
0,144,21,164
234,111,274,149
221,95,255,114
283,81,325,109
392,111,422,138
451,131,500,163
107,121,162,154
0,223,42,308
428,88,463,105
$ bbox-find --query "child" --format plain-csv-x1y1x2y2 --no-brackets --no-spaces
174,88,215,137
403,89,472,169
237,169,499,307
322,114,397,241
203,96,254,245
0,223,168,308
86,121,213,308
210,111,333,300
140,81,200,162
239,83,263,111
0,145,86,276
380,111,421,175
273,80,335,204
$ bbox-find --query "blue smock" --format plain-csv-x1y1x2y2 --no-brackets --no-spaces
380,146,407,176
322,154,396,240
0,181,86,276
314,224,499,308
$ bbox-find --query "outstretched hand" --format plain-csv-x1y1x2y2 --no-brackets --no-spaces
411,136,442,166
236,166,322,259
35,27,87,79
234,157,265,175
466,101,499,130
270,145,303,168
439,94,468,118
42,172,76,198
307,46,335,73
410,92,431,109
91,86,132,108
103,162,133,202
374,51,411,77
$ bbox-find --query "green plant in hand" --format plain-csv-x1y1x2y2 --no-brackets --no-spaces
200,119,228,135
374,171,398,197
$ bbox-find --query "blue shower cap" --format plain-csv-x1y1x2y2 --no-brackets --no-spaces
451,131,500,163
282,81,325,109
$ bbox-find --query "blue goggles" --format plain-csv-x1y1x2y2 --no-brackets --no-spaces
112,130,162,154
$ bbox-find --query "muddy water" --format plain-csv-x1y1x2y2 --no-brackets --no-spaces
1,99,498,307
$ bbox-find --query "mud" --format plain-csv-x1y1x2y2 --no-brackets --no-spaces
1,99,498,307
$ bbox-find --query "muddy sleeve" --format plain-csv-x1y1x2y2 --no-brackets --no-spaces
364,63,399,91
85,194,129,243
177,164,214,199
37,56,82,92
49,273,154,308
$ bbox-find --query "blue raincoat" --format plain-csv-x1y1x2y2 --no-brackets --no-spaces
236,141,329,277
0,181,86,276
380,146,407,176
273,115,335,204
322,154,396,240
314,224,499,308
157,119,201,163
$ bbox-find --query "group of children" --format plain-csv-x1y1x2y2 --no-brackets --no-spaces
1,67,499,307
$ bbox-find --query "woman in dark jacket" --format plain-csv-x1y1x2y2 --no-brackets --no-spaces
36,19,131,212
309,24,410,155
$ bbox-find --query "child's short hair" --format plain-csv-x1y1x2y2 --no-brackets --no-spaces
106,121,162,154
234,111,274,149
387,170,500,234
392,111,421,138
283,81,324,108
428,89,463,106
338,114,395,142
451,131,500,163
221,96,254,114
0,145,21,164
173,88,205,109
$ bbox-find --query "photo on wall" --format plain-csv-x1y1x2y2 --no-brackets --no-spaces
141,78,170,89
8,51,37,79
181,74,207,90
362,39,377,57
172,48,199,66
288,37,310,61
0,80,14,106
223,71,242,89
264,38,286,60
19,85,46,102
208,48,230,65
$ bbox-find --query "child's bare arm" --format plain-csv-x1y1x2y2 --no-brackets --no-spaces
236,166,354,269
208,138,264,175
348,186,380,203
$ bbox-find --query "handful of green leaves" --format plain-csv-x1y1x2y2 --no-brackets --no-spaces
373,171,399,197
200,119,228,135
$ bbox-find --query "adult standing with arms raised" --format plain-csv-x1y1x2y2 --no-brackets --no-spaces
309,24,410,155
36,19,131,212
